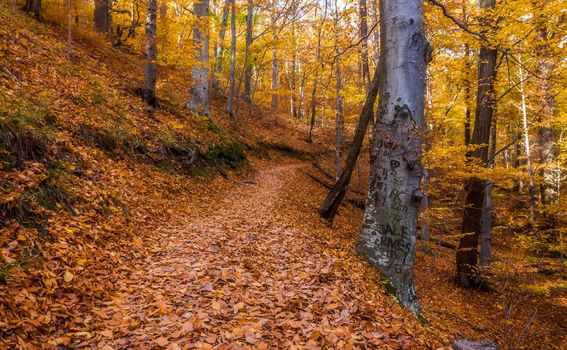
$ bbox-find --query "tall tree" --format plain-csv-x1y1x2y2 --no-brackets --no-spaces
333,0,344,179
187,0,211,117
534,13,558,205
213,0,230,90
244,0,254,102
307,0,327,142
226,0,237,118
456,0,498,288
271,0,279,111
142,0,158,106
94,0,111,33
358,0,370,92
357,0,429,315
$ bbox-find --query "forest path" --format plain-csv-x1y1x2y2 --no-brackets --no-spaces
91,161,433,349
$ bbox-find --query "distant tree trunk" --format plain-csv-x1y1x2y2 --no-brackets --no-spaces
226,0,236,118
359,0,370,92
334,64,344,179
94,0,111,33
298,62,306,120
307,0,327,142
66,0,73,57
130,0,138,38
243,0,254,102
457,0,497,288
187,0,210,117
142,0,158,107
333,0,344,179
24,0,41,19
271,45,279,111
369,0,379,60
464,43,472,145
536,32,557,205
320,67,380,223
357,0,429,315
517,54,536,227
213,0,230,90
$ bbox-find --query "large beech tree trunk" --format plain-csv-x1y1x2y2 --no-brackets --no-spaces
187,0,210,117
94,0,111,33
457,0,497,288
357,0,429,315
142,0,158,107
320,68,380,223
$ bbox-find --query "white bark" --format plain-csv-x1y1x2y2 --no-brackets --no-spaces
357,0,429,315
518,54,536,227
187,0,210,117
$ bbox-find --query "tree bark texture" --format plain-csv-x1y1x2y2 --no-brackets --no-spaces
357,0,429,315
457,0,497,288
94,0,111,33
226,0,236,118
24,0,41,19
187,0,210,117
244,0,254,102
142,0,158,107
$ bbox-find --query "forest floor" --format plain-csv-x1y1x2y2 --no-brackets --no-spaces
79,158,443,349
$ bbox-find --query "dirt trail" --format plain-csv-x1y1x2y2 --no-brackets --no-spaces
90,162,436,349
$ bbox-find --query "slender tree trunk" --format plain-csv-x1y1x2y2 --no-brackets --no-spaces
307,0,327,142
213,0,230,90
464,43,472,145
142,0,158,107
271,45,279,111
320,68,380,223
244,0,254,102
457,0,497,288
94,0,110,33
369,0,379,61
536,43,557,204
66,0,73,58
130,0,138,38
215,0,230,71
518,54,536,227
298,63,306,120
333,0,344,179
308,67,319,142
226,0,237,119
334,63,344,179
359,0,370,92
357,0,429,315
